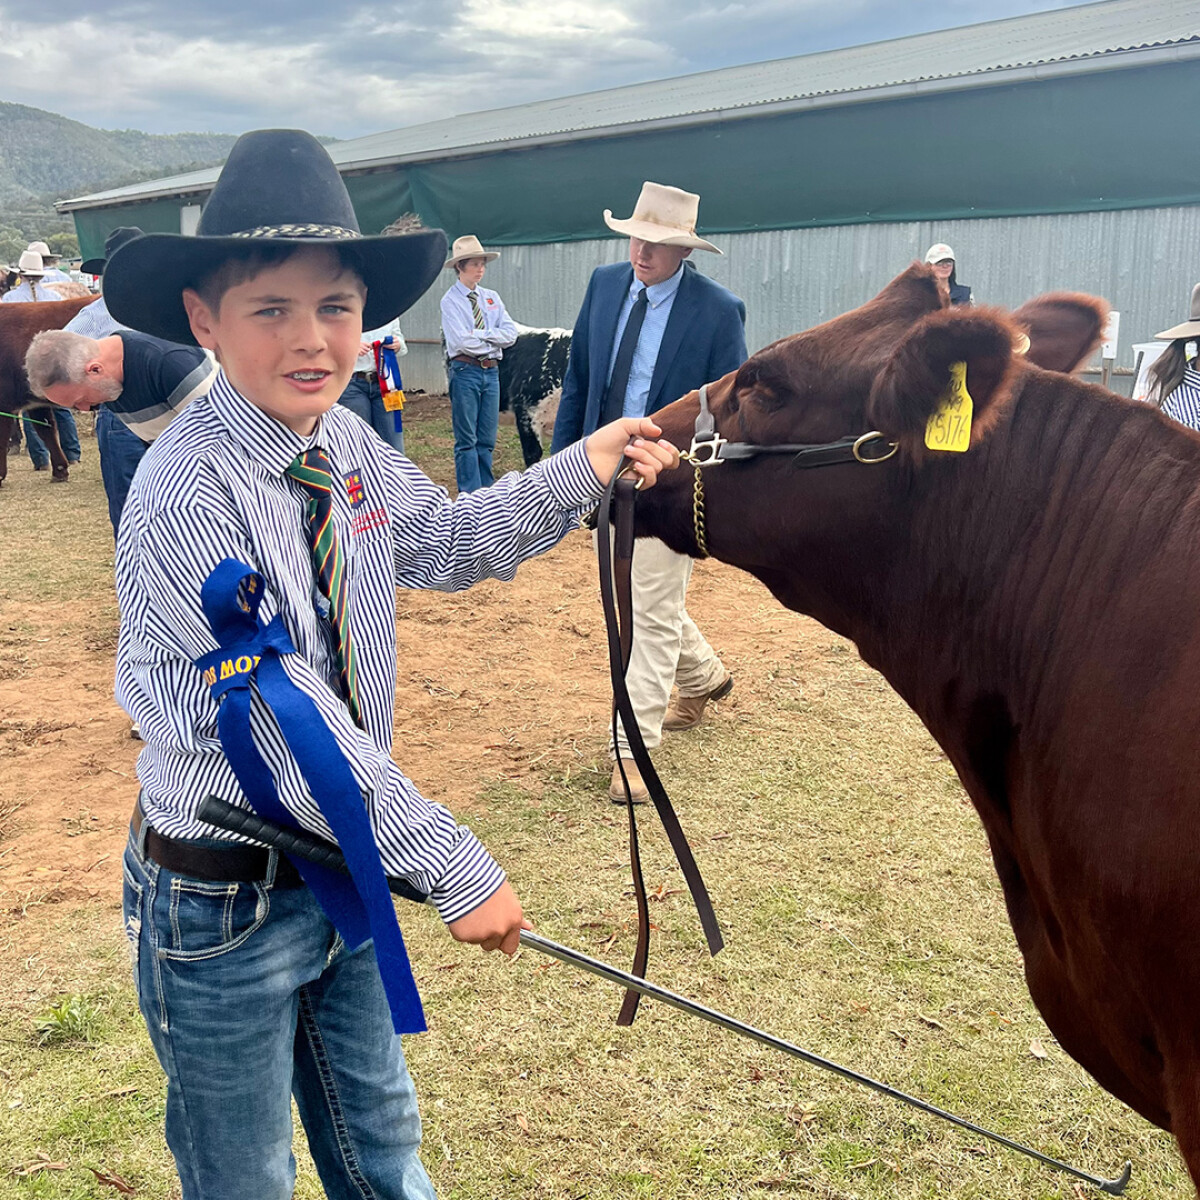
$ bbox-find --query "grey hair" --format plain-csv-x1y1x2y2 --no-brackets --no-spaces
24,330,100,397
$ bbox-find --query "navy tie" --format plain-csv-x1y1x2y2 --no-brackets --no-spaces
602,288,649,424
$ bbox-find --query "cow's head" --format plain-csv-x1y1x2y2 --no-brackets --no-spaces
637,266,1102,623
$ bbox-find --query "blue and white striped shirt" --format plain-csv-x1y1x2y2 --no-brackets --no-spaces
115,369,601,922
1161,366,1200,433
64,294,128,340
608,263,685,420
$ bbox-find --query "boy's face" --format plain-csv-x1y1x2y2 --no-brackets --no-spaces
456,258,487,288
183,246,365,436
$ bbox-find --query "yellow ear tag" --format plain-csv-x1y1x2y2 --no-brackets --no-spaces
924,361,973,452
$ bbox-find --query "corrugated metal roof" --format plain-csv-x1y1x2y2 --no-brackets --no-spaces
59,0,1199,211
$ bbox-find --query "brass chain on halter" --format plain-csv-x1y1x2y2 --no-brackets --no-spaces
677,451,709,558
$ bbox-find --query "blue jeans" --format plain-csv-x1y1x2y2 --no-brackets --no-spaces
96,406,150,537
338,373,405,454
447,360,499,493
123,830,436,1200
24,407,81,467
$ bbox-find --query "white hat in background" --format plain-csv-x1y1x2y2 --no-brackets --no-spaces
14,249,45,276
924,243,955,264
1156,283,1200,341
444,234,500,269
604,181,722,254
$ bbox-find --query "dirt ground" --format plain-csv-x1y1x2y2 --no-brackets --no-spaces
0,398,819,953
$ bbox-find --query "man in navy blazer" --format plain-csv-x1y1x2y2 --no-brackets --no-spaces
552,182,748,802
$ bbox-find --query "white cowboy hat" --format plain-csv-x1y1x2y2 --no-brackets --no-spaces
14,249,45,276
925,243,955,264
444,234,500,269
1156,283,1200,341
603,182,722,254
28,240,57,260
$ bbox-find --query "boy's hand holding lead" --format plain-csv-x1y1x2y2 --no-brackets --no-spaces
447,880,530,956
585,417,680,490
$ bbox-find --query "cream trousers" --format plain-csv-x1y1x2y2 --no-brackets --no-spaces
594,531,727,753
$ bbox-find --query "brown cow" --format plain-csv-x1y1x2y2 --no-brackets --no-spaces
0,294,97,485
634,265,1200,1189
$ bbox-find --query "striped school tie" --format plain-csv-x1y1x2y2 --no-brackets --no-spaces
285,448,361,724
467,290,487,331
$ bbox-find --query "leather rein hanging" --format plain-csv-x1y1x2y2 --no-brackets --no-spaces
596,469,724,1024
680,382,899,556
594,388,899,1023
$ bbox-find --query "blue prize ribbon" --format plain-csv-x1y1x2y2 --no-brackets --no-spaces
380,345,405,435
193,559,425,1035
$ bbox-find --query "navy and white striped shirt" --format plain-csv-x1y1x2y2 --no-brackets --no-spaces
115,369,601,922
1161,366,1200,432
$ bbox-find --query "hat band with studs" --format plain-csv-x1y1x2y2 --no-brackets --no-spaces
229,223,360,240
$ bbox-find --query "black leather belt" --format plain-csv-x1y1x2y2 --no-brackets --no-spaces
132,802,303,886
352,369,376,379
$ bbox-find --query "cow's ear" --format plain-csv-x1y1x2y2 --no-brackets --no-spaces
866,308,1019,452
1011,292,1108,374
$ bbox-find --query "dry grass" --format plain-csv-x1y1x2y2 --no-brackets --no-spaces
0,401,1188,1199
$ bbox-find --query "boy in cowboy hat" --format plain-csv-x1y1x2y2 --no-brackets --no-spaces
101,129,677,1200
439,234,518,492
552,181,746,801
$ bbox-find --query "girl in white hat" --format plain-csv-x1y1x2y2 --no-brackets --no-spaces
1149,283,1200,430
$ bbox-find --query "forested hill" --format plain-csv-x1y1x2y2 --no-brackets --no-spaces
0,102,238,209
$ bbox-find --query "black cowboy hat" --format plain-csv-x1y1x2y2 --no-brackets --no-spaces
81,226,144,277
103,129,447,346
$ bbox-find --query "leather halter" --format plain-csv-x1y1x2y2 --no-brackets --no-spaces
681,382,899,556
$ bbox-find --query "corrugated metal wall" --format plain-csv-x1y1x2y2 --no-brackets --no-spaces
399,204,1200,397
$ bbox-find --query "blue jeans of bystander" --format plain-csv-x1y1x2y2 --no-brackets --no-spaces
96,406,150,536
338,372,405,454
447,360,499,493
122,828,436,1200
24,407,82,467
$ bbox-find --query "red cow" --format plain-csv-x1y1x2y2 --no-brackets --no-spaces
0,294,98,486
635,265,1200,1189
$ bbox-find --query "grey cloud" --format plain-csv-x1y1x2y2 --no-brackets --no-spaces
0,0,1084,138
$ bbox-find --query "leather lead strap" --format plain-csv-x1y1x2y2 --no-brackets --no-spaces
596,466,725,1026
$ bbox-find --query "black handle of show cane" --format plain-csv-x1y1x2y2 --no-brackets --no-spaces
196,795,429,904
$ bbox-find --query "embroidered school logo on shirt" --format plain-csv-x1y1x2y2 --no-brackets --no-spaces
486,297,495,306
344,470,365,509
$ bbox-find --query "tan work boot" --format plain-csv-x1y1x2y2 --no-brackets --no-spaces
663,673,734,732
609,760,650,804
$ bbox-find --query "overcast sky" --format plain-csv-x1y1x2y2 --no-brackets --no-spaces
2,0,1090,140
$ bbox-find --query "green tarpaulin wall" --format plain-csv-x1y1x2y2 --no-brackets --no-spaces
72,60,1195,259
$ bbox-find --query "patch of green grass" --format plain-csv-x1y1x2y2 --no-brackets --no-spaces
33,996,102,1046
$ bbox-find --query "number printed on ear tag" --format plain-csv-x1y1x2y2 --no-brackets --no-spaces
924,361,973,452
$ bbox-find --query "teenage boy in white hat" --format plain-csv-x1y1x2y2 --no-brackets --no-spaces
101,129,678,1200
440,234,518,491
552,181,747,801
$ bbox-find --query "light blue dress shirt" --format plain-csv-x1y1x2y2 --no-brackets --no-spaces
440,280,518,361
64,293,128,339
606,263,685,419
